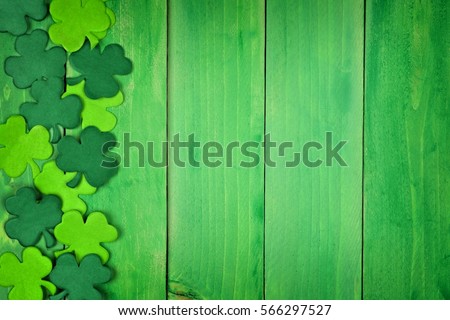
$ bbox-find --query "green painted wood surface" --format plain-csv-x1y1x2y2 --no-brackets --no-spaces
82,0,168,300
265,0,364,299
167,0,265,300
364,0,450,300
1,0,449,301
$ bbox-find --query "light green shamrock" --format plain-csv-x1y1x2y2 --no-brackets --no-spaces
34,161,96,214
0,115,52,178
81,1,116,41
0,247,56,300
65,81,124,132
55,211,118,263
49,0,113,52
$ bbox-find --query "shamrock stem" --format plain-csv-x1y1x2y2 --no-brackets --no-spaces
29,161,41,179
43,230,56,248
50,290,68,300
67,75,84,86
67,172,83,188
41,280,57,296
51,126,61,143
56,247,73,257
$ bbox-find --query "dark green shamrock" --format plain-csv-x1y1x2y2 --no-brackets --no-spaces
50,253,111,300
69,42,132,99
56,126,119,188
0,0,47,36
4,188,63,248
5,29,67,89
20,78,82,142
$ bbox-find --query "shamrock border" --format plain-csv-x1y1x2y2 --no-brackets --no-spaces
0,0,129,300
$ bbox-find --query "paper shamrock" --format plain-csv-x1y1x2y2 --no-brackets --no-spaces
34,161,96,214
79,0,116,43
0,0,47,36
50,254,111,300
65,81,123,132
56,126,119,188
69,42,132,99
55,211,118,263
20,78,82,142
4,188,63,248
0,247,56,300
90,6,116,40
4,29,67,89
49,0,115,52
0,115,53,178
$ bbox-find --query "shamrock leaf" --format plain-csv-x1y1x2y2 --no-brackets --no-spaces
50,254,111,300
78,1,116,42
91,7,116,40
69,42,132,99
49,0,113,52
20,78,82,142
0,0,47,36
5,187,63,248
4,29,67,89
55,211,118,263
34,161,96,214
0,115,53,178
65,81,123,132
0,247,56,300
56,126,119,188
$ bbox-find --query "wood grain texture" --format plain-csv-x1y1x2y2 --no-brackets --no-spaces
167,0,265,299
1,0,449,301
364,0,450,299
83,0,167,299
265,0,364,299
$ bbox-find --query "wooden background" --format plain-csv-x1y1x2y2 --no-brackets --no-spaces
0,0,449,300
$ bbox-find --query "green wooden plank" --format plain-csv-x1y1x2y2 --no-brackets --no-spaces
265,0,364,299
168,0,265,299
83,0,168,299
364,0,450,299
